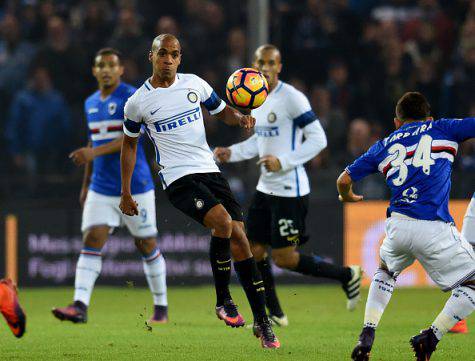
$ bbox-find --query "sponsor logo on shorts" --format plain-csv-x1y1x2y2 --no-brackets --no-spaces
194,198,204,210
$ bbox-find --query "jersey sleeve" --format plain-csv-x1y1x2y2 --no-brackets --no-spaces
437,117,475,143
123,95,142,138
288,89,317,128
345,141,384,182
228,134,259,162
195,76,226,115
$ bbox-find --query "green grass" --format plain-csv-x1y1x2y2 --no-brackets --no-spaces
0,285,473,360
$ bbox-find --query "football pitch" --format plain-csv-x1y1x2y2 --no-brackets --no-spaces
1,285,473,360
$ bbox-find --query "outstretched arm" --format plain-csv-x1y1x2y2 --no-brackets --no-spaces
119,134,139,215
214,105,255,129
336,171,363,202
214,134,259,163
69,136,124,166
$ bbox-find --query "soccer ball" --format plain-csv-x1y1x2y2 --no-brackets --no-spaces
226,68,269,109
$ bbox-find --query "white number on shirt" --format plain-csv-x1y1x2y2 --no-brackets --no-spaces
388,135,434,186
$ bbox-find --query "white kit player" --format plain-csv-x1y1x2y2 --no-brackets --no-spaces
119,34,280,348
214,45,362,327
52,48,168,324
450,192,475,333
337,92,475,361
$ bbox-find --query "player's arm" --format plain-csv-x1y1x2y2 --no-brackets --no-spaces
264,120,327,172
119,96,142,216
80,141,93,207
214,134,259,163
438,117,475,142
120,134,139,216
214,105,255,129
337,171,363,202
69,136,124,166
337,141,383,202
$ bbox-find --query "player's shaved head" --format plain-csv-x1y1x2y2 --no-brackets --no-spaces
254,44,281,62
151,33,181,52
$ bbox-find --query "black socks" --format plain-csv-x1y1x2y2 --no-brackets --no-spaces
209,236,232,306
295,254,352,284
257,256,284,317
234,257,268,323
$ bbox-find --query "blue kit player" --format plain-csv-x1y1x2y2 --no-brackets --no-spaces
52,48,168,324
336,92,475,361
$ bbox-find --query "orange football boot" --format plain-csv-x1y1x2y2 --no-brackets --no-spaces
0,278,26,338
449,319,468,334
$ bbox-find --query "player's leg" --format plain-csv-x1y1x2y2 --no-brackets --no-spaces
0,278,26,338
52,190,118,323
123,189,168,324
269,194,362,311
52,226,109,323
246,192,286,324
450,197,475,334
410,221,475,360
165,175,238,326
230,221,280,348
135,237,168,324
352,216,415,360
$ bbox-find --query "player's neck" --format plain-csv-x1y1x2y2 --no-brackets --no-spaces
99,82,120,100
149,73,176,88
269,79,279,93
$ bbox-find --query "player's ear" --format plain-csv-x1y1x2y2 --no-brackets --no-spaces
148,50,153,63
118,65,124,77
277,62,282,74
394,117,402,129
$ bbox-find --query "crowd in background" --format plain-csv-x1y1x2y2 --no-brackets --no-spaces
0,0,474,202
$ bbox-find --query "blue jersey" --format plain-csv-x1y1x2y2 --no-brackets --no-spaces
346,118,475,222
85,83,154,196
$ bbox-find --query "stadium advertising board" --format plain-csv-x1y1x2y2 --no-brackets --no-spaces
344,200,469,287
2,199,343,286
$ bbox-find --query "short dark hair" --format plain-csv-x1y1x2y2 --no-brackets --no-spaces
395,92,431,121
94,47,122,63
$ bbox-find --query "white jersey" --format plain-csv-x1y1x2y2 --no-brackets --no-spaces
123,73,225,188
228,81,327,197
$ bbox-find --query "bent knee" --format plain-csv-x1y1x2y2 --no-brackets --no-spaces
272,254,296,269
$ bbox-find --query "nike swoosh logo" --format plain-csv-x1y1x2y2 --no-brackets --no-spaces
216,259,231,264
253,281,263,286
150,107,161,115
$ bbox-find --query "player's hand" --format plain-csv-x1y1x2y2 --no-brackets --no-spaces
257,155,282,172
239,114,255,129
338,192,364,203
213,147,231,163
79,186,88,208
120,193,139,216
69,147,95,166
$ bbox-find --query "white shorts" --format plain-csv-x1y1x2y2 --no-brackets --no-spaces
380,213,475,291
81,189,158,238
462,197,475,245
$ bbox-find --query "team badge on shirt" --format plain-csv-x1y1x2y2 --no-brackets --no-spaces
187,91,198,103
267,112,277,123
108,102,117,115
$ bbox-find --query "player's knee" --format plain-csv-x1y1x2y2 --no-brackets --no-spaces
213,212,233,237
134,237,157,254
251,243,266,261
272,253,294,269
83,229,108,249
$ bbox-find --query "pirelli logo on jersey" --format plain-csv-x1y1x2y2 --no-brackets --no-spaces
255,126,279,137
153,107,201,133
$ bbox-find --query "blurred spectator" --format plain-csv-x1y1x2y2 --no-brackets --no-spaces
5,66,71,187
34,16,89,102
108,8,149,72
0,14,36,100
225,27,247,74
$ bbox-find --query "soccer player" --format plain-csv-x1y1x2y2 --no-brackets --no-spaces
449,192,475,333
52,48,168,324
214,44,362,326
0,278,26,338
119,34,279,348
338,92,475,361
